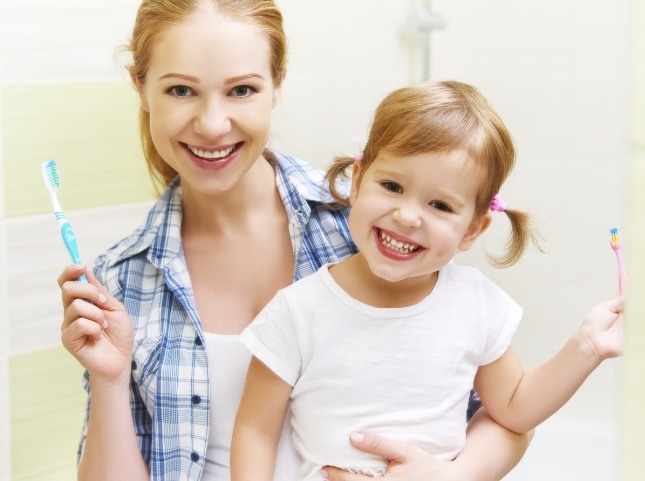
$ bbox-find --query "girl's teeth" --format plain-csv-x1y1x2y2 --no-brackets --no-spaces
379,230,419,254
189,145,234,159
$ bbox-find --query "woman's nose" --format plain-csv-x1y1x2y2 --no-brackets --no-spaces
193,99,232,137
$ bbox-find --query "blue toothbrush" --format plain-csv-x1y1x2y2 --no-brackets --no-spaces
41,160,88,282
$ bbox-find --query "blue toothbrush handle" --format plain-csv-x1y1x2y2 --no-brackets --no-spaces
60,221,88,282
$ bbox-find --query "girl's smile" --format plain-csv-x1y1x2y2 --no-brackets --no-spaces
375,227,424,258
345,148,490,291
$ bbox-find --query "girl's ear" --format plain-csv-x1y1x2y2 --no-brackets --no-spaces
130,71,150,112
458,213,492,251
349,161,362,206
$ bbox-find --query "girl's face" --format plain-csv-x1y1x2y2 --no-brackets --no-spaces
136,8,279,197
348,149,491,287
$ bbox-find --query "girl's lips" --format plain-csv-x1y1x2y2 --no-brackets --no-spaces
375,228,424,257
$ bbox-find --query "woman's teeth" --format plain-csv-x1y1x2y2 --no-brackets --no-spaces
189,145,234,159
379,230,420,254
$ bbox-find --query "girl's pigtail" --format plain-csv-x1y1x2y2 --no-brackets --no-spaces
323,156,356,208
488,208,543,268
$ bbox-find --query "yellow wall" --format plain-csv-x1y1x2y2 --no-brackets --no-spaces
620,0,645,479
2,81,153,480
2,81,154,218
10,347,85,480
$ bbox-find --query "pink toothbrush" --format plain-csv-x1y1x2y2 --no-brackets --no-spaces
609,227,626,296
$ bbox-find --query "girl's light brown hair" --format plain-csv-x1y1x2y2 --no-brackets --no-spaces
325,80,541,268
123,0,287,191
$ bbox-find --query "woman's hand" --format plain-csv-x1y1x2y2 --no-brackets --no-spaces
322,433,463,481
58,264,134,384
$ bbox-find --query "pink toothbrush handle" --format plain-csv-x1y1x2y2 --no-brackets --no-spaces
616,250,626,296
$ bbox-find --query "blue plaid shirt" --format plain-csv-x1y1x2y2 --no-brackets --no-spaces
80,151,357,480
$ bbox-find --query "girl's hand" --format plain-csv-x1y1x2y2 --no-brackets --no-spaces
58,264,134,384
579,296,624,362
322,433,463,481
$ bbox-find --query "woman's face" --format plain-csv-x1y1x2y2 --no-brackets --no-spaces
136,7,280,197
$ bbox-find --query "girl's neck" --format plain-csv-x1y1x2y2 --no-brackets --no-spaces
330,254,439,308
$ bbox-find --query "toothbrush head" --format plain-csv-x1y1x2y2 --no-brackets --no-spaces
42,160,61,192
609,227,621,250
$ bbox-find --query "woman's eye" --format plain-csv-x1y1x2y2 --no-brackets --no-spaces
231,85,256,98
168,85,194,97
430,201,452,213
381,181,403,193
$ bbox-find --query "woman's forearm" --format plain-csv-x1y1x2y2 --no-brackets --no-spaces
77,378,149,481
453,407,533,481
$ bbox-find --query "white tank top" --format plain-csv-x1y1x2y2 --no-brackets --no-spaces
201,332,301,481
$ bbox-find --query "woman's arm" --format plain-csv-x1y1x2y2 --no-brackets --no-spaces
59,264,149,481
231,356,292,481
322,408,532,481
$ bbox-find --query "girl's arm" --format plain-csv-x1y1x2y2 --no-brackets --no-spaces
58,264,149,481
231,356,292,481
475,296,624,434
323,408,532,481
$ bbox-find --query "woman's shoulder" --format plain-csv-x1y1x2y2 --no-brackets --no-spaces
269,150,350,203
94,181,181,275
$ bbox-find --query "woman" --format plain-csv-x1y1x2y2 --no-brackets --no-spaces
58,1,531,480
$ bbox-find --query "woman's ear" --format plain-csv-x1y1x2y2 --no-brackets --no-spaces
458,213,492,251
130,71,150,112
272,67,287,108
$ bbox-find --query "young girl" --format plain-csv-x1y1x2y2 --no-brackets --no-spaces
231,80,624,480
57,2,534,481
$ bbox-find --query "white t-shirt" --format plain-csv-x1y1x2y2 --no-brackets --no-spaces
201,333,301,481
240,262,522,480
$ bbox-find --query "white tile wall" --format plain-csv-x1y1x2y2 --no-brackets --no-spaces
6,203,153,355
1,6,12,476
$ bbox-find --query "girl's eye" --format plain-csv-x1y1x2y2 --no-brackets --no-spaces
381,181,403,193
231,85,256,98
168,85,194,97
430,201,453,213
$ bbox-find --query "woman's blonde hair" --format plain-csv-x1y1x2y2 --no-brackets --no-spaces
123,0,287,190
325,80,541,268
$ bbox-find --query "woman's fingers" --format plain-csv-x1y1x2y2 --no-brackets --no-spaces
61,316,104,347
57,264,88,288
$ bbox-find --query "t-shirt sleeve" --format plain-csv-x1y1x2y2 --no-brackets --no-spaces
240,291,302,386
480,285,523,366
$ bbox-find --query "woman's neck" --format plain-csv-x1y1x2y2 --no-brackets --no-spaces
180,155,278,237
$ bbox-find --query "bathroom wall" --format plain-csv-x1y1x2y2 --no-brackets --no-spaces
0,1,640,480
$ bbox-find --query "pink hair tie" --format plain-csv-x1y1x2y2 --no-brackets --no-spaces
489,194,508,212
354,153,363,161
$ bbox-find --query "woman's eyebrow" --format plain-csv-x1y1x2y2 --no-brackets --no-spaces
224,73,266,85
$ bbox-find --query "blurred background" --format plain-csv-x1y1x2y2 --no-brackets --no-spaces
0,0,642,480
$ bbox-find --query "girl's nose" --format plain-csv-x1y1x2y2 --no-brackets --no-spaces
193,99,232,138
393,201,422,228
